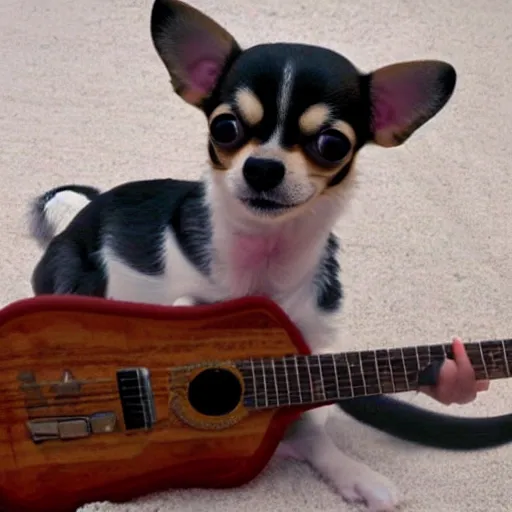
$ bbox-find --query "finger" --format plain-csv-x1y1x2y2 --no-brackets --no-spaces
451,338,477,398
429,359,458,404
451,338,474,374
449,339,476,403
476,380,490,392
455,389,477,404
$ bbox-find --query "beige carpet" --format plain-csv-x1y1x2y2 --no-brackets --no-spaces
2,0,512,510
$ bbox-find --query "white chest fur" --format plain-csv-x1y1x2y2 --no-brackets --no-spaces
101,189,344,352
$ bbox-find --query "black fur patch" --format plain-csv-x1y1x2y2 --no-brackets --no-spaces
31,196,106,296
170,183,212,276
314,233,343,312
32,179,204,295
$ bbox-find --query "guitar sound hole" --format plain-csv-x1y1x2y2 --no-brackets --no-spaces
188,368,242,417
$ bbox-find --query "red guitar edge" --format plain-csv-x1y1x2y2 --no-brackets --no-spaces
0,294,314,510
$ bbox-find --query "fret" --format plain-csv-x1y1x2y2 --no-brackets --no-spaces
416,345,432,371
284,356,301,405
386,348,397,393
296,356,313,404
400,348,409,390
402,347,422,387
307,355,326,402
294,356,303,404
241,360,255,407
465,343,486,379
388,348,409,392
344,353,355,397
502,340,511,377
272,358,286,406
414,345,421,374
375,348,395,393
318,354,338,401
260,359,268,408
374,351,382,393
305,358,315,402
249,359,258,408
331,354,341,399
263,360,278,407
345,351,364,397
279,357,291,405
270,359,279,406
479,343,490,379
358,352,367,395
317,355,326,400
360,350,381,395
428,344,445,362
334,354,355,399
478,340,508,379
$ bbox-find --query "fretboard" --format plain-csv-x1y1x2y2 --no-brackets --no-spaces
236,339,512,409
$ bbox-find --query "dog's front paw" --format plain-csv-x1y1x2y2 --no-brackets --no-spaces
329,462,400,512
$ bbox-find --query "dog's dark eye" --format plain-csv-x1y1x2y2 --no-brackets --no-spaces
210,113,244,149
307,129,351,167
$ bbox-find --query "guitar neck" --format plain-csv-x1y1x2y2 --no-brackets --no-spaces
235,338,512,410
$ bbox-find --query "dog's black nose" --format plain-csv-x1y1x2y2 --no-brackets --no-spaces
243,158,285,192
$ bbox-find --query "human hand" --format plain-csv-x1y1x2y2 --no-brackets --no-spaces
420,337,490,405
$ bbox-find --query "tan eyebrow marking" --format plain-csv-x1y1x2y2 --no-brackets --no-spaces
235,88,264,126
299,104,331,135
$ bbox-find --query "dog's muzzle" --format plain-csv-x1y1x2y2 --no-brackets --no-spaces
239,157,295,212
243,157,285,192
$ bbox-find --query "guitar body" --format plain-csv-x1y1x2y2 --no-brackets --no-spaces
0,295,311,512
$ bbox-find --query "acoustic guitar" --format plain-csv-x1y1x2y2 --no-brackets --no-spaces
0,294,510,512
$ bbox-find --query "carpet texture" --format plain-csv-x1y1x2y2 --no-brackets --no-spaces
2,0,511,511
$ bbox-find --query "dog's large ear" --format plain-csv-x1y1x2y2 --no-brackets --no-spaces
150,0,242,107
366,60,456,147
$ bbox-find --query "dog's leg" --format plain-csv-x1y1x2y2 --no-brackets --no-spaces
277,406,400,512
275,313,399,511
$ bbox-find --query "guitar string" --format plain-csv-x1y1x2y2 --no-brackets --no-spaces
15,369,508,413
19,341,508,388
113,359,501,389
113,351,510,378
110,342,511,382
16,361,504,405
111,359,506,392
77,353,507,393
3,375,442,408
20,350,505,409
17,360,506,411
78,365,507,407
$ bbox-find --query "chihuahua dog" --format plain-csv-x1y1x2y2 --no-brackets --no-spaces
27,1,512,511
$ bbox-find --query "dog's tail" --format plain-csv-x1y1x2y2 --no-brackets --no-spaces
337,396,512,450
28,185,101,249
